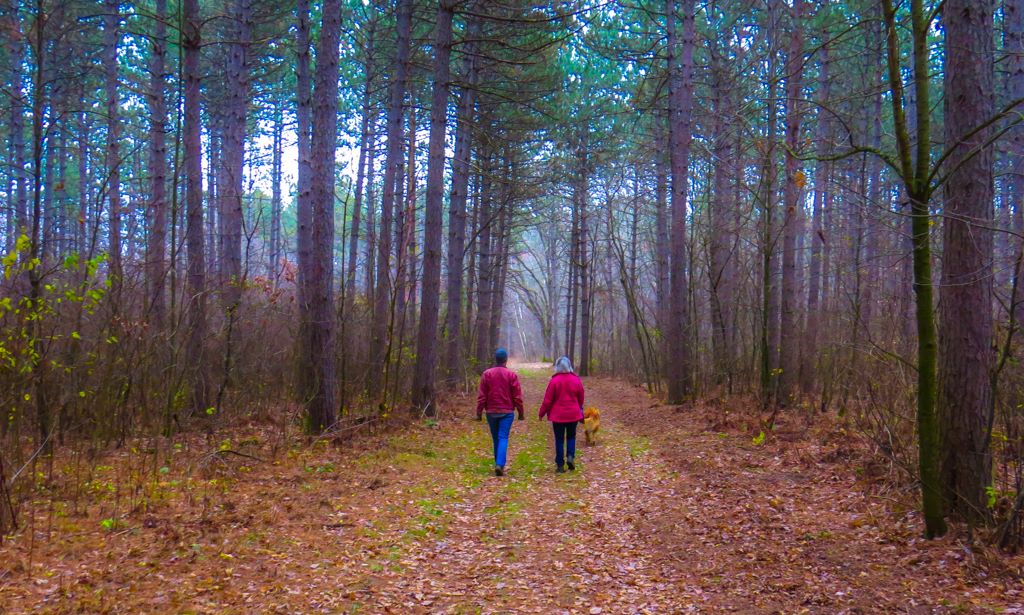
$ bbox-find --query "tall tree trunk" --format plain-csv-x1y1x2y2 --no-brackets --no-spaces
443,11,482,389
882,0,946,538
301,0,343,433
146,0,169,326
76,107,89,258
488,198,510,355
183,0,209,416
758,3,780,403
219,0,251,308
803,30,830,395
370,0,413,398
708,43,736,389
1006,0,1024,327
474,159,493,368
654,118,669,382
103,0,121,279
4,0,27,239
665,0,696,404
938,0,995,523
269,100,283,282
777,0,804,405
295,0,313,360
347,23,375,300
363,117,377,300
577,140,592,376
412,0,455,414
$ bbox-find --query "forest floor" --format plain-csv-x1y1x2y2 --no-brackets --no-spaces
1,369,1023,613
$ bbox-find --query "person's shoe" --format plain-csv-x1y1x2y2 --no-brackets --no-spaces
495,466,504,477
567,457,575,471
556,466,566,474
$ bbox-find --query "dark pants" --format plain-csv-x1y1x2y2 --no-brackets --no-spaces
552,421,578,468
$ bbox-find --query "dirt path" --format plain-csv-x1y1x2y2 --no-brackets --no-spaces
1,371,1021,613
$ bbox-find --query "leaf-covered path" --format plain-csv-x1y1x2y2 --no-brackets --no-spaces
2,370,1022,613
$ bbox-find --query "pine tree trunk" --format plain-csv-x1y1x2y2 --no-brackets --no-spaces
443,12,481,389
758,4,780,403
412,0,455,414
474,164,493,368
370,0,413,398
347,25,375,300
147,0,169,326
1006,0,1024,327
803,33,830,395
4,0,27,239
363,118,377,300
219,0,251,309
708,44,736,389
302,0,343,433
103,0,121,279
665,0,696,403
938,0,996,523
269,101,283,283
654,120,669,381
777,0,803,405
576,137,592,376
183,0,209,416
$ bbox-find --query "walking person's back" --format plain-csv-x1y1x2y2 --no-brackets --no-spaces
538,356,585,473
476,348,524,476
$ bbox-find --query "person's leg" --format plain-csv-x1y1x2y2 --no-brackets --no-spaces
486,414,501,466
495,413,514,468
566,422,578,470
552,422,566,470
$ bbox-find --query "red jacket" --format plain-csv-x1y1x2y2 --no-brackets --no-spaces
538,372,585,423
476,366,524,415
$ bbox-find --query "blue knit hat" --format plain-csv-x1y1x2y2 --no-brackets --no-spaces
495,348,508,364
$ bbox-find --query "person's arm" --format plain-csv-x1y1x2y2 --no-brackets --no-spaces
538,379,554,420
576,378,586,421
476,372,488,419
511,373,525,419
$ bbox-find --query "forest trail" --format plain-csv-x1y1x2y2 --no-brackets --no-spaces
1,370,1021,613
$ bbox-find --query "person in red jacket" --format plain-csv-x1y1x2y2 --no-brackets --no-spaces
538,356,585,473
476,348,524,476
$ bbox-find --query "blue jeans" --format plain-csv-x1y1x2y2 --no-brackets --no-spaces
552,421,577,468
486,413,515,468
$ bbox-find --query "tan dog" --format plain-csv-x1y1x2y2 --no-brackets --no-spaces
583,407,601,446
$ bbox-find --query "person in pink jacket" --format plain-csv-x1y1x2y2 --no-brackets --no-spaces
538,356,585,473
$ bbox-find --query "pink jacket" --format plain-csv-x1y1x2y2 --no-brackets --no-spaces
476,366,525,415
538,373,585,423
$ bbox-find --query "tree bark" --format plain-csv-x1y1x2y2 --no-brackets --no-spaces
183,0,210,416
370,0,413,398
269,100,283,283
938,0,996,523
665,0,696,403
347,21,375,300
708,42,736,390
803,30,830,395
4,0,27,240
882,0,947,537
301,0,343,433
219,0,252,309
146,0,169,326
103,0,121,279
412,0,455,414
443,10,482,389
474,158,494,368
777,0,804,405
577,141,592,376
1006,0,1024,327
